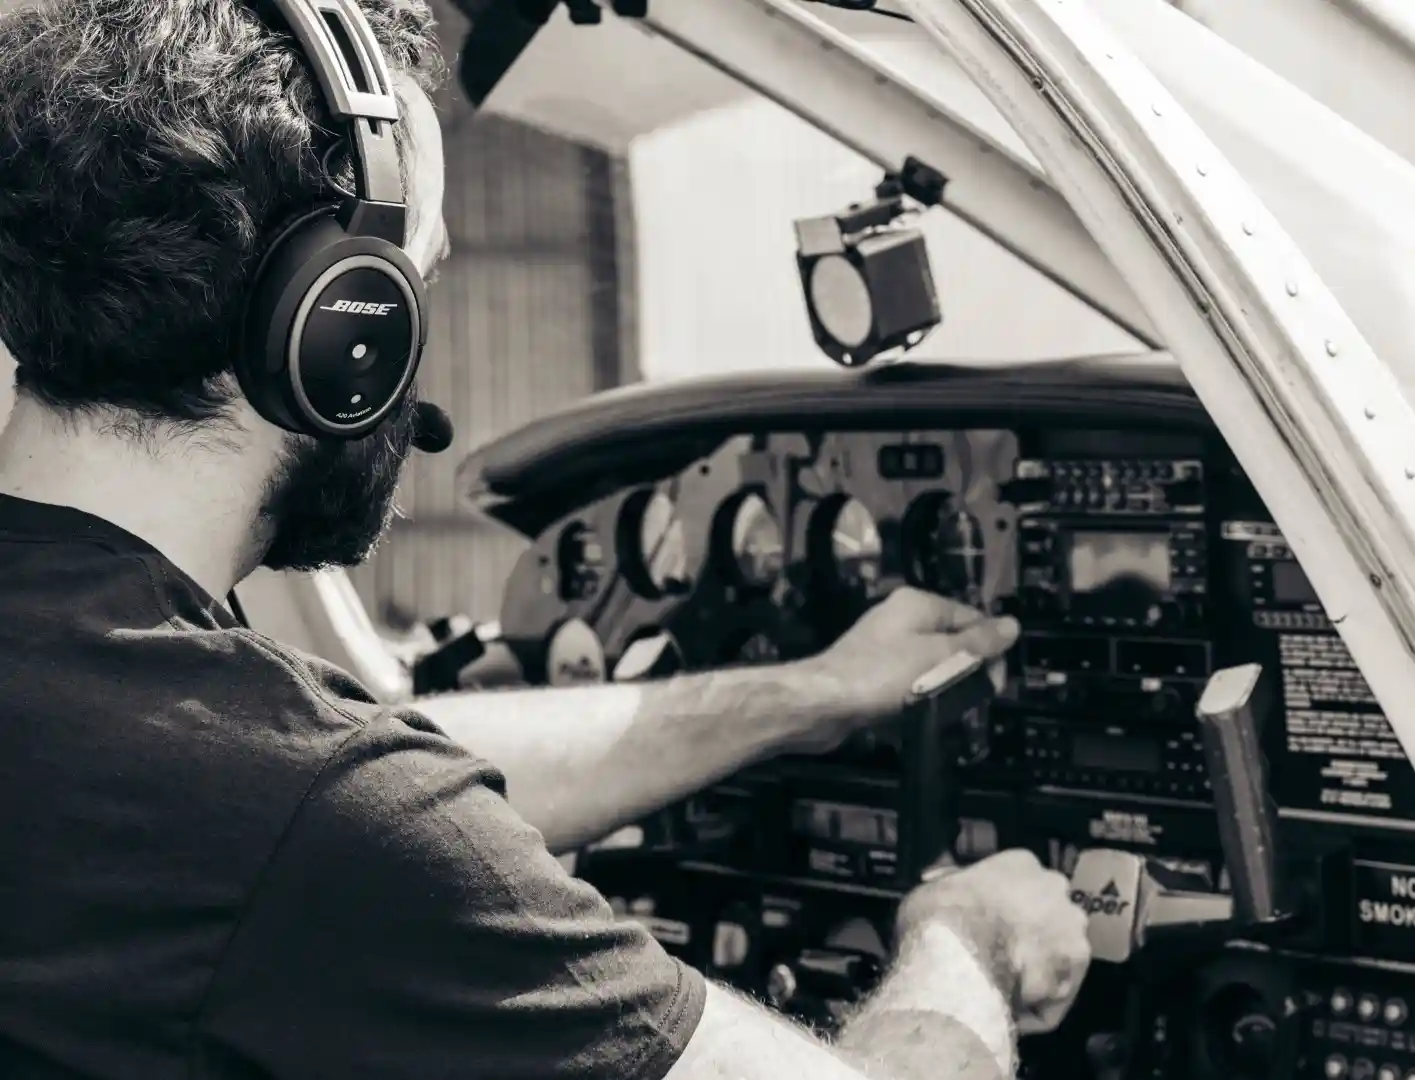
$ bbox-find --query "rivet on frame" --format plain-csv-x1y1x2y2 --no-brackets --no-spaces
1285,281,1299,297
1324,340,1338,357
1406,467,1415,480
1241,222,1254,236
1365,407,1377,420
1151,103,1163,116
1196,163,1208,176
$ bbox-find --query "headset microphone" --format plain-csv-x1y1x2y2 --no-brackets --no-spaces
235,0,430,443
412,401,455,454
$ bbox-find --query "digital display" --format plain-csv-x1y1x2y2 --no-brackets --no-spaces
1271,559,1319,604
1071,733,1161,774
1069,531,1172,595
791,799,898,849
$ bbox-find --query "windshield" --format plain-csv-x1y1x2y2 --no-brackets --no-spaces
480,1,1141,380
481,0,1415,391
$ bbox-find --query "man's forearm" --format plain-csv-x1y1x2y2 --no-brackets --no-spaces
416,661,853,853
837,924,1016,1080
666,920,1015,1080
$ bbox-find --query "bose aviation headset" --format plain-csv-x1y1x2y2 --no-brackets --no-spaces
236,0,429,442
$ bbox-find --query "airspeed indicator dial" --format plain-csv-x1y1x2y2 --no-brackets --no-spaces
811,496,884,598
618,489,691,598
724,492,785,589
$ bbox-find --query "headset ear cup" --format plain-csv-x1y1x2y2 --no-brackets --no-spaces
237,207,339,434
239,210,427,439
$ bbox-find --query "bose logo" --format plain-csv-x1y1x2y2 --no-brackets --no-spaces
1070,880,1131,918
319,300,398,315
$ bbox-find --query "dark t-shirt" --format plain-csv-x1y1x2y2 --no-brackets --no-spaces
0,494,706,1079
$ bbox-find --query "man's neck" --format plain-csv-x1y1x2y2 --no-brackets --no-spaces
0,397,263,598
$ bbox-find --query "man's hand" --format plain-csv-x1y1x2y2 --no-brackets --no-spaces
897,849,1092,1035
790,588,1020,754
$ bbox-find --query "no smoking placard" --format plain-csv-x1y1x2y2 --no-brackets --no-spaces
1352,860,1415,960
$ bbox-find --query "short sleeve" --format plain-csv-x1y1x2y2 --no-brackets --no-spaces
195,710,707,1080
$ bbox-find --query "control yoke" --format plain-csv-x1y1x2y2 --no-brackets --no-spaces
1070,663,1299,967
904,650,996,881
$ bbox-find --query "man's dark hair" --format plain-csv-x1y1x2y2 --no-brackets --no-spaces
0,0,443,427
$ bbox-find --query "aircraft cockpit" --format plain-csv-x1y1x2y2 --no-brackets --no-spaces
232,2,1415,1078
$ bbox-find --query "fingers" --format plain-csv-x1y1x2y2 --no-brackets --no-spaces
1014,872,1092,1034
987,656,1006,695
947,616,1021,662
919,851,960,882
1015,946,1090,1034
878,587,987,633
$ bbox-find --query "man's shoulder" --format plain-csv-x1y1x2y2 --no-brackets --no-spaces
213,626,391,728
169,625,505,794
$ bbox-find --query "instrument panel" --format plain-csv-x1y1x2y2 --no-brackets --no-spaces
495,418,1415,1080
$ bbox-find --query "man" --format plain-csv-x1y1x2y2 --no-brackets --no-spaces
0,1,1090,1078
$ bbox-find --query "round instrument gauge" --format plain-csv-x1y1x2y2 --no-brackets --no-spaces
902,493,985,601
735,632,781,665
813,497,884,596
724,492,785,588
618,489,691,598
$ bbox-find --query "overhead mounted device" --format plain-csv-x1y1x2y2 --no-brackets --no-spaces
794,159,947,368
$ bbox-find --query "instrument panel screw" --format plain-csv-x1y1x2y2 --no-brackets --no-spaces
1285,281,1299,297
1406,467,1415,480
1196,163,1208,176
1324,340,1338,356
1365,407,1376,419
1151,103,1163,116
1241,222,1254,236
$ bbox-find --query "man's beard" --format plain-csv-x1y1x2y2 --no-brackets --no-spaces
257,393,419,572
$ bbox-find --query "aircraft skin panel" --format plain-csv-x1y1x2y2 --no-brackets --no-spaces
1172,0,1415,167
1087,0,1415,406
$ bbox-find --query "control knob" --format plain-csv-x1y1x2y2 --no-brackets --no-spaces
765,963,798,1010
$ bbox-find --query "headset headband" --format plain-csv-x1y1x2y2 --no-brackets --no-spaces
267,0,407,246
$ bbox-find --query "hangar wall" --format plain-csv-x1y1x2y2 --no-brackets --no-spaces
342,0,640,627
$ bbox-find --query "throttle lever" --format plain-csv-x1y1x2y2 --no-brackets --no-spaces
901,650,995,885
1194,663,1296,932
1068,664,1294,965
